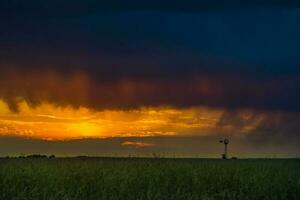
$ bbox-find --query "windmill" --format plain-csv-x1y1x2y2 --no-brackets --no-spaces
219,138,229,159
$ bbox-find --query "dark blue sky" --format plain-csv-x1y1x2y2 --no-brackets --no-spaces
0,0,300,111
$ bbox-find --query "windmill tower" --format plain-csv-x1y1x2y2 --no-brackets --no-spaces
219,138,229,159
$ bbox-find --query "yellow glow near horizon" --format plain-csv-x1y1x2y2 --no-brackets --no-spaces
0,98,260,140
66,122,102,137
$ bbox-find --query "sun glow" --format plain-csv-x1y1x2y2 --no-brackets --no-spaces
67,122,102,137
0,98,253,140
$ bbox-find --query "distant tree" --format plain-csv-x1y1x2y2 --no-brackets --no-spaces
26,154,47,158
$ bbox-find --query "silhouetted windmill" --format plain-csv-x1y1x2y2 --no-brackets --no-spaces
219,138,229,159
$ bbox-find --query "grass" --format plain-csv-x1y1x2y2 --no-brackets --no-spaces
0,158,299,200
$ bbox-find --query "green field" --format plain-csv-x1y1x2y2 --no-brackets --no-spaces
0,158,299,200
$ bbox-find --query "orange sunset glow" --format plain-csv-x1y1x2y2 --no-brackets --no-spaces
0,99,229,140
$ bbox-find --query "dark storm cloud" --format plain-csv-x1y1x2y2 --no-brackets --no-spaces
1,0,300,18
0,69,299,112
0,1,300,112
217,110,300,147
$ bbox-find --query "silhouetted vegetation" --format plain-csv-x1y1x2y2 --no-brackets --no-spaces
26,154,48,158
2,155,56,159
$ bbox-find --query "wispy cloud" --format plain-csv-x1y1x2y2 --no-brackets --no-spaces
121,141,155,148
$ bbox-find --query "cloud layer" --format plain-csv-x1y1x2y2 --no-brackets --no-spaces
0,68,299,112
1,5,300,111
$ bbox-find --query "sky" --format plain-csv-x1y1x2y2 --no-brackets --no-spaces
0,0,300,157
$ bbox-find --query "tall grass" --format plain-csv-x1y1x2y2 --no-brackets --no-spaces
0,158,299,200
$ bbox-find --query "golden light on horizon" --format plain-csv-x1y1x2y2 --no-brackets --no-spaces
66,122,102,138
0,98,262,140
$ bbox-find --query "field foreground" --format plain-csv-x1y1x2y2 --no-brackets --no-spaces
0,158,299,200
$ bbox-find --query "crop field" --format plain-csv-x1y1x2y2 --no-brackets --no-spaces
0,158,299,200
